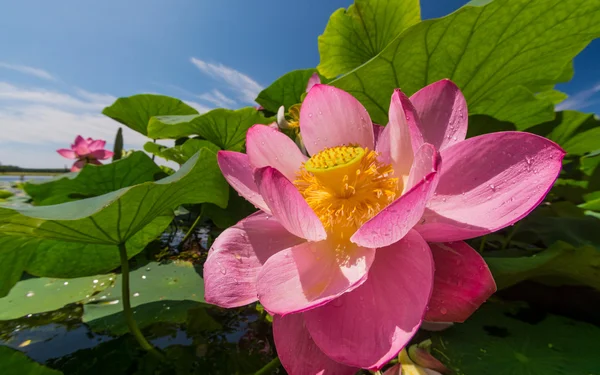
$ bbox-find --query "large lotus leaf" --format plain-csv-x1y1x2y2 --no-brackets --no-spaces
430,303,600,375
255,69,319,113
144,139,220,165
102,94,198,136
331,0,600,128
0,273,114,320
82,261,208,334
203,186,257,228
0,215,172,298
0,150,227,296
486,241,600,290
23,152,162,206
147,108,273,151
317,0,420,78
0,346,62,375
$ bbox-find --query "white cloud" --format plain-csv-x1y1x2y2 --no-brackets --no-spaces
198,89,236,108
0,82,114,111
0,62,56,81
0,81,152,168
190,57,263,104
556,82,600,111
183,100,211,114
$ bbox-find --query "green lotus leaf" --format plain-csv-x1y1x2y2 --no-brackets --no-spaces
0,346,62,375
255,69,319,113
102,94,198,136
147,108,273,151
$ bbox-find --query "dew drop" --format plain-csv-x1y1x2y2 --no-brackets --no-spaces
440,307,448,315
309,113,313,118
93,279,99,284
63,282,69,286
142,275,147,279
133,292,140,297
489,184,495,191
26,291,34,298
332,298,343,307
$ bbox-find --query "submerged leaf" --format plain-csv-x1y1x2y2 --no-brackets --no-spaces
0,346,62,375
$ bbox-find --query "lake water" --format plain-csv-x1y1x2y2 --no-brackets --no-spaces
0,175,56,182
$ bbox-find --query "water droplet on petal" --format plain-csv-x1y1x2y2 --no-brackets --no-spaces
441,307,448,315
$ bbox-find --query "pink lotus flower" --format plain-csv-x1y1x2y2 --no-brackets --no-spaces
57,135,114,172
205,80,564,373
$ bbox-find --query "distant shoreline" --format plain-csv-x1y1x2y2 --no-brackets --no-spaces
0,172,65,176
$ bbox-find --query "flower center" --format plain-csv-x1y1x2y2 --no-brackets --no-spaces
295,145,399,244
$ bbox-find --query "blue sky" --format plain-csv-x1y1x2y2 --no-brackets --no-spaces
1,0,598,168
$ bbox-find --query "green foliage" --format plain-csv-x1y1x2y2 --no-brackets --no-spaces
255,69,319,113
102,94,198,136
330,0,600,128
23,152,162,206
0,190,14,199
144,139,220,165
317,0,421,78
0,346,62,375
147,108,274,151
430,303,600,375
0,151,227,296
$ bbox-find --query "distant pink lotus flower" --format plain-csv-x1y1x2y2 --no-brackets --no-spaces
57,135,114,172
205,81,564,373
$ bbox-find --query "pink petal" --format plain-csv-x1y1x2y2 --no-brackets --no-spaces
303,230,434,370
416,132,565,242
254,167,326,241
246,125,308,181
90,149,113,160
409,345,450,374
372,123,384,146
57,149,77,159
88,159,103,166
217,151,270,213
71,160,85,172
351,166,439,249
410,79,468,152
405,143,440,192
204,212,305,308
382,364,401,375
72,135,90,155
256,240,375,315
425,241,496,322
273,314,358,375
305,72,321,93
87,139,106,152
300,84,374,156
377,90,421,179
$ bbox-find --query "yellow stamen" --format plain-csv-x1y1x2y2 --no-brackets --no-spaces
295,145,400,246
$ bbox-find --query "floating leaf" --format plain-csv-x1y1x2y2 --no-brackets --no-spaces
255,69,319,113
331,0,600,128
102,94,198,136
23,152,162,206
0,150,228,296
144,139,220,165
431,303,600,375
0,346,62,375
82,261,208,334
0,274,115,320
147,108,273,151
317,0,421,78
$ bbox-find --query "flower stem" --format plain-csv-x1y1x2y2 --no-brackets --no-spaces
118,243,165,361
253,357,281,375
478,235,487,253
180,206,204,248
501,221,522,250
